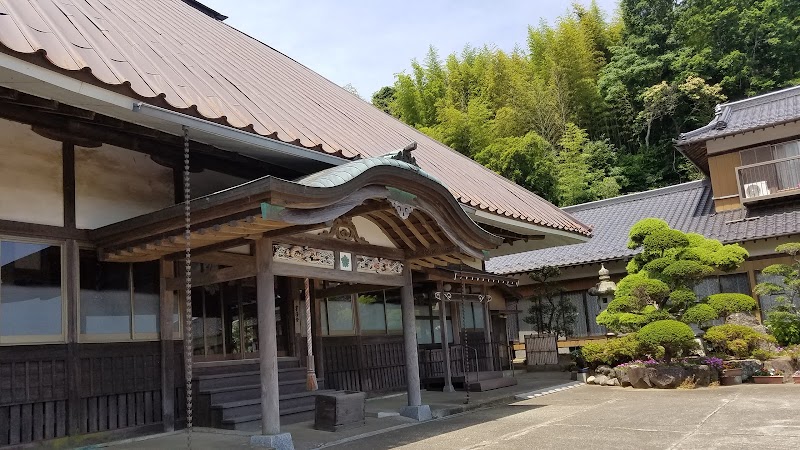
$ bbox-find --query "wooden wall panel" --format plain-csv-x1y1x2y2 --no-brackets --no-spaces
322,335,406,393
708,151,743,211
0,342,164,447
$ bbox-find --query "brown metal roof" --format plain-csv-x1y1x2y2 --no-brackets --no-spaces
0,0,591,237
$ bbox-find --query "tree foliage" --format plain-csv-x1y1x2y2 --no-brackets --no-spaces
598,218,752,333
522,266,578,338
373,1,800,206
756,243,800,346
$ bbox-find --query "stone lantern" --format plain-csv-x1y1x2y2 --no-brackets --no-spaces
588,264,617,312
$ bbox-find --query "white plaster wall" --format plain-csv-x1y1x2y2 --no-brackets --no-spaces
351,216,396,248
75,144,173,229
0,119,63,226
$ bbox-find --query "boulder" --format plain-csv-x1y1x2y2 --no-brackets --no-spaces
687,365,711,387
586,376,596,385
649,366,688,389
620,371,631,387
764,357,796,382
604,377,617,386
726,313,769,335
611,378,621,386
727,359,763,381
595,365,613,376
594,374,609,386
628,367,651,389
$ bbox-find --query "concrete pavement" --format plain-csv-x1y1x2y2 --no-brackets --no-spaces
334,384,800,450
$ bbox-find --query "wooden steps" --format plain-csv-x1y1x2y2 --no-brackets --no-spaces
193,357,333,429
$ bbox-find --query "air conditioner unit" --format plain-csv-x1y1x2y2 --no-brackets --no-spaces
744,181,770,198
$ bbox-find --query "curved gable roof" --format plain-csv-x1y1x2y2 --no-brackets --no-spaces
0,0,590,237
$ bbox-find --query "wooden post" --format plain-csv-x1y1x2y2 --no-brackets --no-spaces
482,285,494,370
312,280,324,384
159,259,175,431
255,239,281,436
65,239,80,436
436,281,454,392
398,267,430,422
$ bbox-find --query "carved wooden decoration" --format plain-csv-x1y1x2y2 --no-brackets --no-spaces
389,199,414,220
321,217,369,243
356,255,404,275
274,243,335,268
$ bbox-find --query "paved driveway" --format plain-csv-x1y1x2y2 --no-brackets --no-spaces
334,384,800,450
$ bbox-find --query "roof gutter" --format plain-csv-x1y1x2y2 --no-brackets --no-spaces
132,102,348,167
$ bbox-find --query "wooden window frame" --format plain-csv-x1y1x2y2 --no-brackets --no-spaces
0,235,67,345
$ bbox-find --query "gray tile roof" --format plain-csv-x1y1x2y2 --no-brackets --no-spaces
486,180,800,275
677,85,800,146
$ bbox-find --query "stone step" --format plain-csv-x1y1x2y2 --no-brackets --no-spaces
467,376,518,392
216,390,336,420
193,357,301,377
221,405,317,430
198,378,326,403
195,367,306,390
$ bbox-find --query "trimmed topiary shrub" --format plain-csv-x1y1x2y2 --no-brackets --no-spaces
682,304,718,329
704,324,776,358
706,293,757,317
581,334,641,367
600,219,749,334
637,320,697,362
627,218,670,249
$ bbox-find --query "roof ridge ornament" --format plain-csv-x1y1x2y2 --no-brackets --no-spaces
392,141,418,166
320,217,369,244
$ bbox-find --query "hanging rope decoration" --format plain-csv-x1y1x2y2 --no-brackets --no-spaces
182,125,193,448
304,278,318,391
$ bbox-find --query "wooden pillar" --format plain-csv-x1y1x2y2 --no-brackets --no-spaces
436,281,454,392
400,268,422,407
482,285,494,368
255,238,281,436
159,259,175,431
64,239,80,436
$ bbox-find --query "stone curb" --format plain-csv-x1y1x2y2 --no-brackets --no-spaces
513,381,585,400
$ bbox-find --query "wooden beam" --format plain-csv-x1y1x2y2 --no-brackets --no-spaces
62,142,76,229
0,219,89,241
272,261,406,287
369,211,417,251
406,244,459,260
165,263,256,290
190,251,253,267
279,232,405,260
316,283,388,299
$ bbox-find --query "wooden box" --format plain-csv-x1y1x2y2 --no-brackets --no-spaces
314,391,366,432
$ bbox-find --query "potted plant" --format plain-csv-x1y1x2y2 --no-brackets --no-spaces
722,361,742,378
794,370,800,384
752,368,784,384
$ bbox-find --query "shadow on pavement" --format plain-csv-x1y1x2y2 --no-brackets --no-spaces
330,403,545,450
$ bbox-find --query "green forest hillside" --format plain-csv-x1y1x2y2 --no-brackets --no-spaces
371,0,800,207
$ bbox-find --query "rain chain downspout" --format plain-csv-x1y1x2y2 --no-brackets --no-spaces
182,125,194,449
461,280,470,405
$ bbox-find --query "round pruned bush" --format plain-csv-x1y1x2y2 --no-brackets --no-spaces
703,324,775,358
615,272,670,303
706,293,757,317
637,319,697,362
669,288,698,310
628,218,669,249
580,334,641,367
682,304,718,328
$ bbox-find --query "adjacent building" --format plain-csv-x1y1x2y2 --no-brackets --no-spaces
488,84,800,351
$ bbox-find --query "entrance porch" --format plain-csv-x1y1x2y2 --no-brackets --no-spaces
91,147,506,447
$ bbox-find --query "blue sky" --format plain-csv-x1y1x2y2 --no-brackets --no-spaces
201,1,618,99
